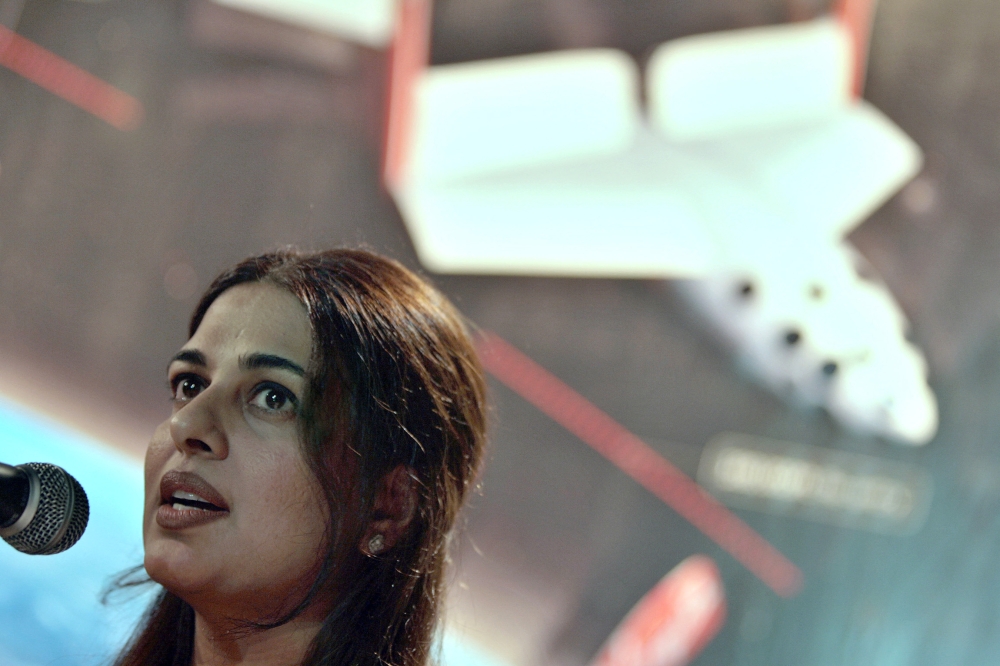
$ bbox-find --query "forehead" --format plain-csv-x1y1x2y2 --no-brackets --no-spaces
190,282,312,361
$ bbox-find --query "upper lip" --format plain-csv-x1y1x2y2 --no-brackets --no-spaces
160,470,229,511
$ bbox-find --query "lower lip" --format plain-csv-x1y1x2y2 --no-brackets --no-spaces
156,504,229,530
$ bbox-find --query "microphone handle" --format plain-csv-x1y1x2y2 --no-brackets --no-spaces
0,463,30,528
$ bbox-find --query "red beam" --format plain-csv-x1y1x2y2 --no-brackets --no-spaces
0,24,143,131
382,0,431,190
477,330,804,597
835,0,876,97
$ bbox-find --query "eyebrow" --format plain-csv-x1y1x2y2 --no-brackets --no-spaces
168,349,207,370
239,353,306,377
167,350,306,378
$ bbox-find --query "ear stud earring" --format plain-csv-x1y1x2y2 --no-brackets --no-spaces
367,533,385,556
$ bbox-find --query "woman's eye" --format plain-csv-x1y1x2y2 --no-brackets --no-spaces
249,384,298,415
171,375,206,401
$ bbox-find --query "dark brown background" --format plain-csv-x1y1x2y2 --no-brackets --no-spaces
2,0,999,664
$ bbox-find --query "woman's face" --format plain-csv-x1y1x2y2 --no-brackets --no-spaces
143,282,327,620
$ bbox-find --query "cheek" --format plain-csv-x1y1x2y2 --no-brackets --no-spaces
144,424,174,512
249,457,329,557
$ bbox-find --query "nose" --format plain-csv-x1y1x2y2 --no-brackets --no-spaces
169,391,229,459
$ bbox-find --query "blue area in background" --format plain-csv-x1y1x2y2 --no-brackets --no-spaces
0,398,501,666
440,633,511,666
0,399,153,666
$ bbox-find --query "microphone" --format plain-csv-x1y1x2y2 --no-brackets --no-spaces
0,462,89,555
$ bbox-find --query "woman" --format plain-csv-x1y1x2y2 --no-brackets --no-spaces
115,248,488,666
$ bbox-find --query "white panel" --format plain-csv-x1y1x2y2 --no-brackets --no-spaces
394,135,722,277
697,102,922,244
407,50,640,182
392,104,920,279
647,18,853,141
212,0,397,47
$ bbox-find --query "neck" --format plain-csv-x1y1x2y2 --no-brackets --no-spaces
191,611,322,666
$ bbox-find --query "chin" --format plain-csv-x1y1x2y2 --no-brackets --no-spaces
144,538,212,597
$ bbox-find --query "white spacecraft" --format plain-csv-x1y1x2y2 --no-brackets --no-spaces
381,0,935,446
211,0,937,446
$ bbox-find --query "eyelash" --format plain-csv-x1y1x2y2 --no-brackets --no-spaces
169,373,206,402
167,374,299,415
248,381,299,415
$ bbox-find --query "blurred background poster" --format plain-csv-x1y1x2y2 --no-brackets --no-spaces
2,0,1000,663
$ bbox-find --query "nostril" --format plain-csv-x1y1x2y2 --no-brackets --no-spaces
189,439,212,453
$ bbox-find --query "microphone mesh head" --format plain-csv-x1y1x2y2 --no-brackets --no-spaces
2,463,89,555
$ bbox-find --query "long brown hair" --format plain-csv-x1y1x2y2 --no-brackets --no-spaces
113,248,488,666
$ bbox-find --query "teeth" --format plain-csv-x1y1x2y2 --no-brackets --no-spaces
172,502,206,511
172,490,207,503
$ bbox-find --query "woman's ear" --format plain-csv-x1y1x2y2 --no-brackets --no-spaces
361,464,418,556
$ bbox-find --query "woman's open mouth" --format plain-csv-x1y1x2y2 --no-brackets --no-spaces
168,490,226,512
156,471,230,529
